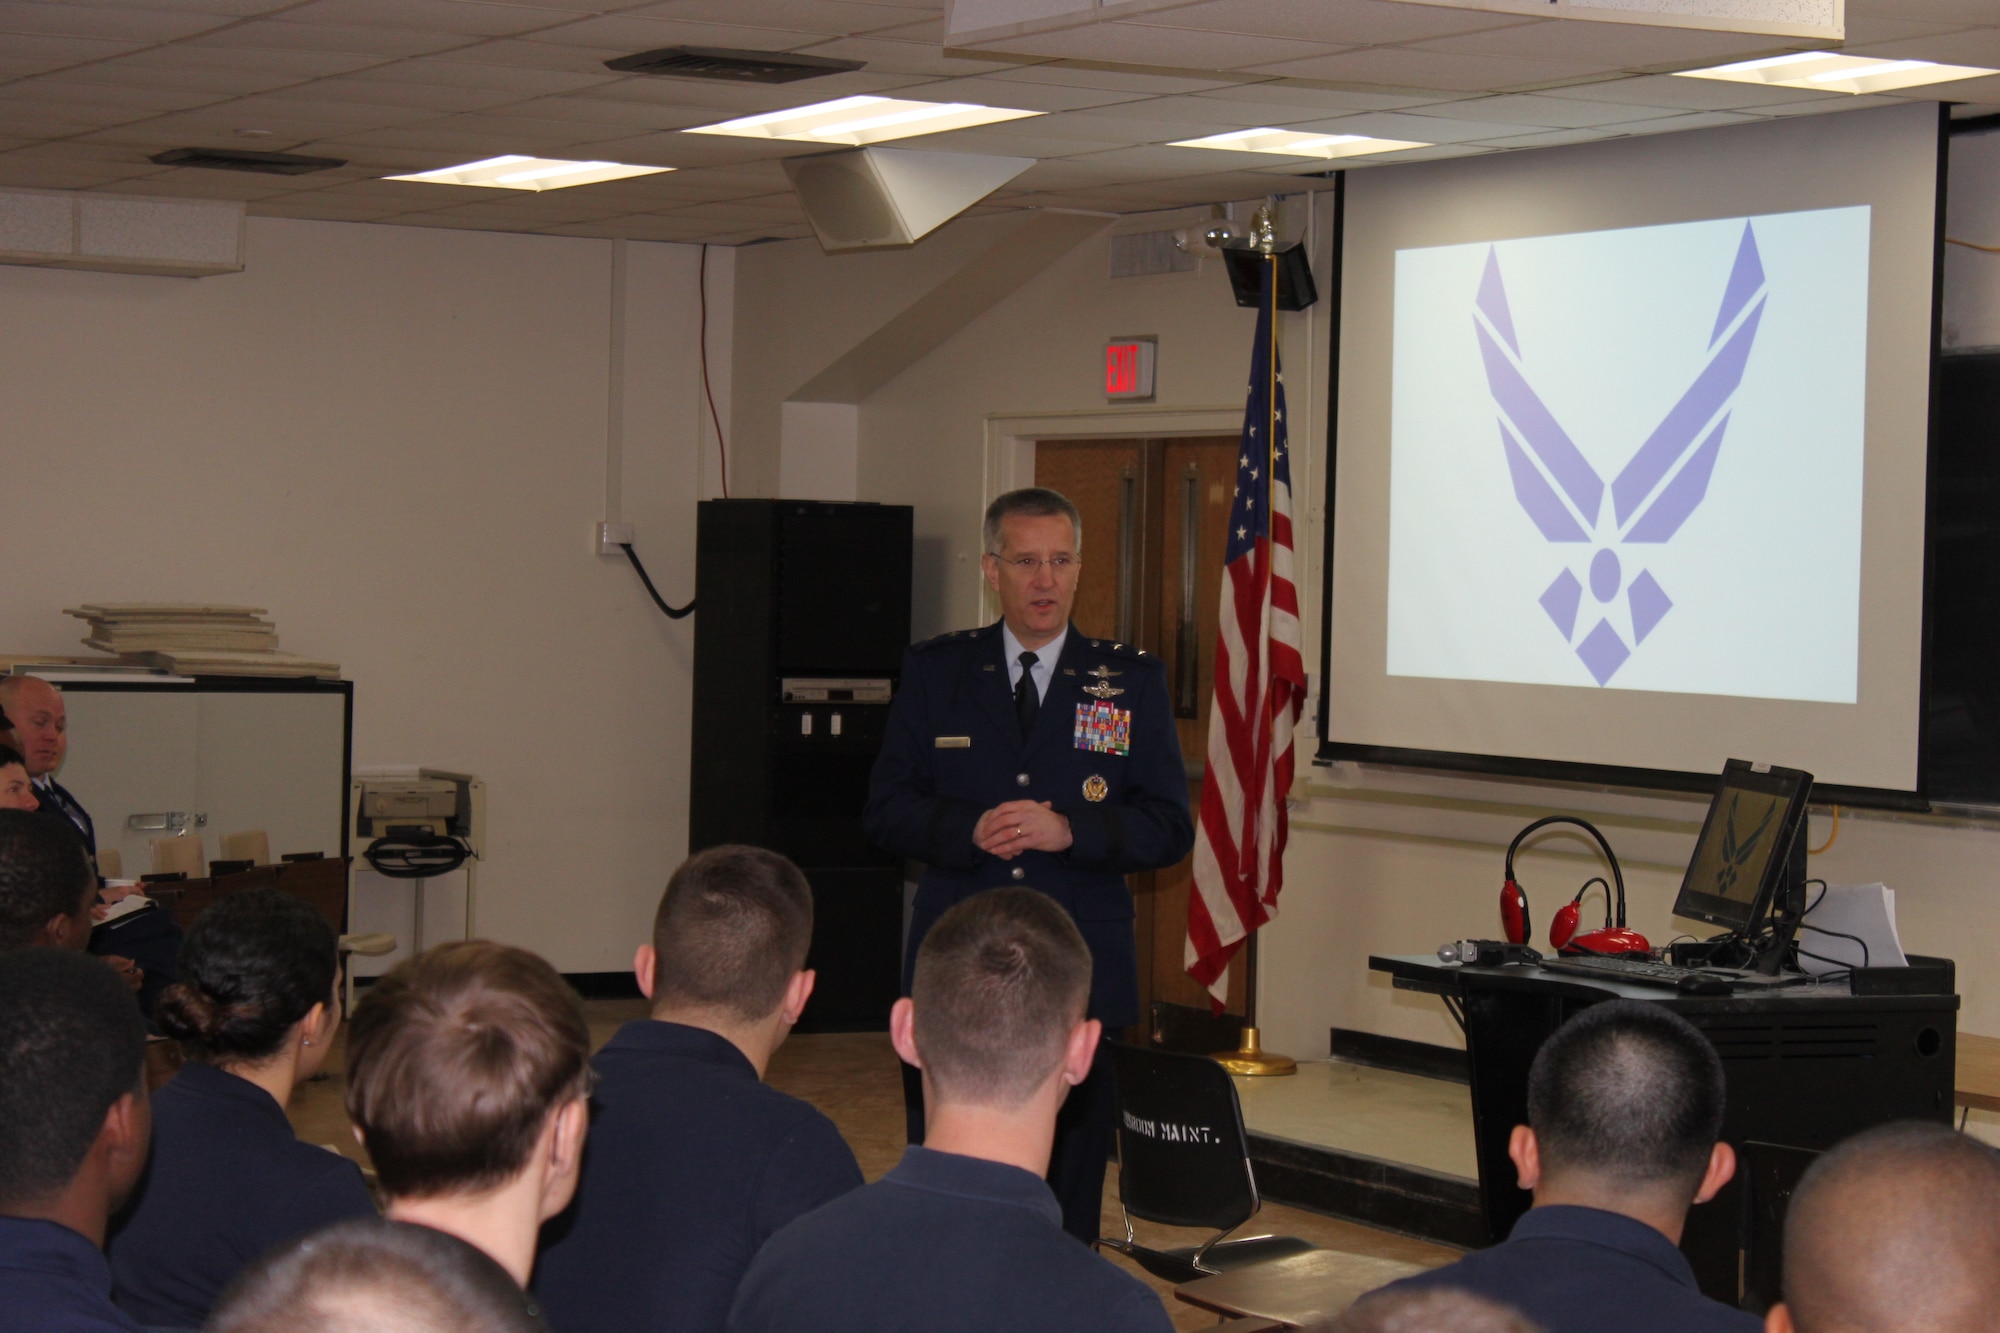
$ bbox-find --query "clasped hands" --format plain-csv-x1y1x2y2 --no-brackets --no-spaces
973,800,1073,860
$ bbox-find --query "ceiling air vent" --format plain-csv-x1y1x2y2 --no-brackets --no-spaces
604,46,865,83
1109,230,1198,279
150,148,347,175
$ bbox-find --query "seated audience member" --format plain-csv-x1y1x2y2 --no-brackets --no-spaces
535,845,862,1333
1332,1288,1545,1332
728,886,1172,1333
1766,1120,2000,1333
208,1217,548,1333
1376,999,1757,1333
344,941,591,1288
0,807,96,952
0,744,40,812
0,948,151,1332
107,888,374,1326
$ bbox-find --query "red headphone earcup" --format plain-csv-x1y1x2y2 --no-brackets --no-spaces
1550,901,1580,950
1500,879,1529,945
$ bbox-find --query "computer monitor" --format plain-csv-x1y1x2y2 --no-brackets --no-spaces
1672,759,1814,948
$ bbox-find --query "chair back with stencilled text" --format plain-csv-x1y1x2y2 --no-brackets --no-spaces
1111,1040,1259,1231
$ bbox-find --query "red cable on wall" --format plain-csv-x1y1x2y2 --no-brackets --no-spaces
699,244,730,498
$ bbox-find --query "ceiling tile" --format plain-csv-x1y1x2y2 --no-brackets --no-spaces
33,61,318,98
627,0,928,37
982,65,1243,95
982,21,1348,70
382,111,624,146
109,170,301,198
97,44,394,81
0,2,235,42
490,93,707,127
1837,14,1980,42
1470,126,1616,148
1187,83,1447,112
0,79,227,115
797,35,1028,78
187,22,479,58
1747,93,1904,118
1612,109,1760,135
1404,19,1797,67
339,59,621,97
540,215,722,239
102,0,315,13
905,74,1155,111
1428,93,1690,128
429,38,639,75
555,129,797,166
0,33,153,68
273,76,534,115
907,125,1124,155
0,159,160,188
522,14,822,52
577,68,934,111
1285,108,1548,142
1248,46,1609,91
1128,0,1540,46
278,0,583,37
247,196,405,219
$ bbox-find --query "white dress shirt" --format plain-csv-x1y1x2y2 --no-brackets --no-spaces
1000,622,1067,705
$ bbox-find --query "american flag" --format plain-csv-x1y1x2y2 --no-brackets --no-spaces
1186,261,1308,1009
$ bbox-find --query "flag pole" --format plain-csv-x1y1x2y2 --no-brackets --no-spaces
1215,206,1296,1078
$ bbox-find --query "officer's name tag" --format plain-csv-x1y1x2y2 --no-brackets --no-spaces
934,736,972,749
1074,702,1130,756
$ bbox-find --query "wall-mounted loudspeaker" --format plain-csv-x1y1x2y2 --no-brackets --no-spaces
783,147,1033,253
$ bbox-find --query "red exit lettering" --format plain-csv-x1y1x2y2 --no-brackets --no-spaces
1106,343,1138,395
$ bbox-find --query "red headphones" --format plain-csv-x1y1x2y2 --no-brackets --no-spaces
1501,815,1651,958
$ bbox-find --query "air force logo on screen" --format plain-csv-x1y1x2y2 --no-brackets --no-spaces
1478,223,1765,685
1385,206,1868,705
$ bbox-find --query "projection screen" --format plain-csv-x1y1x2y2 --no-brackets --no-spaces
1322,103,1942,797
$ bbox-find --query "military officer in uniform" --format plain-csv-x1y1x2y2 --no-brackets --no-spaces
865,486,1195,1242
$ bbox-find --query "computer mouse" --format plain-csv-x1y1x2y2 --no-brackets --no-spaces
1676,975,1735,997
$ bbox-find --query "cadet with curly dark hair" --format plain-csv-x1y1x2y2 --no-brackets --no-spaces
106,889,374,1328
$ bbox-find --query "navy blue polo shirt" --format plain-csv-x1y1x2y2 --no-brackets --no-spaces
1380,1204,1762,1333
727,1146,1173,1333
0,1216,143,1332
533,1020,864,1333
106,1061,375,1327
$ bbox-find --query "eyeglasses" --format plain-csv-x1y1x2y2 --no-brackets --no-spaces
991,555,1079,573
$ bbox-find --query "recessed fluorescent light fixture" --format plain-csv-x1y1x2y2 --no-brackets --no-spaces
1674,51,1999,95
1167,128,1430,159
684,95,1039,146
385,155,671,191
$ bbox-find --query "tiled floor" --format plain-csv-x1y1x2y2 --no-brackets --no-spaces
286,1000,1461,1331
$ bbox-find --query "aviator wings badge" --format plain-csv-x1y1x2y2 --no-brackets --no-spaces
1083,665,1124,699
1478,221,1767,685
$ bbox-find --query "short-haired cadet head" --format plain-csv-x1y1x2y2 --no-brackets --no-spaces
533,845,861,1333
1370,999,1757,1333
727,888,1172,1333
981,487,1083,653
0,806,95,951
0,745,39,813
898,884,1098,1116
0,948,151,1331
639,843,816,1058
106,888,372,1329
1768,1121,2000,1333
345,941,591,1287
210,1217,548,1333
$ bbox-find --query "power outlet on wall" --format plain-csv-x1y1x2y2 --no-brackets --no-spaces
597,521,635,556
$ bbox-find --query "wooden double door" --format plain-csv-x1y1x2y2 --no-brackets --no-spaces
1033,436,1248,1030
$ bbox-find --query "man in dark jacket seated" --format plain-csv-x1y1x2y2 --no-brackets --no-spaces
727,887,1172,1333
1376,999,1758,1333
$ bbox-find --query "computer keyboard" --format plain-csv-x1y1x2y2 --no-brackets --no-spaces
1538,955,1710,988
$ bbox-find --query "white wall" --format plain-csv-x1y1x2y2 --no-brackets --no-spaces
0,215,721,973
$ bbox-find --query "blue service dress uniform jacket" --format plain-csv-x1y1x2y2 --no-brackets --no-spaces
865,621,1194,1029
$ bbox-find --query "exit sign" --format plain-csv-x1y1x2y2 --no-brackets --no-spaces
1105,336,1157,401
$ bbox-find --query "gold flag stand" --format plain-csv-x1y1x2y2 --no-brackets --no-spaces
1209,204,1298,1080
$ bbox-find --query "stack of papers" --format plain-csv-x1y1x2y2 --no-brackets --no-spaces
1797,882,1908,976
65,604,338,679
